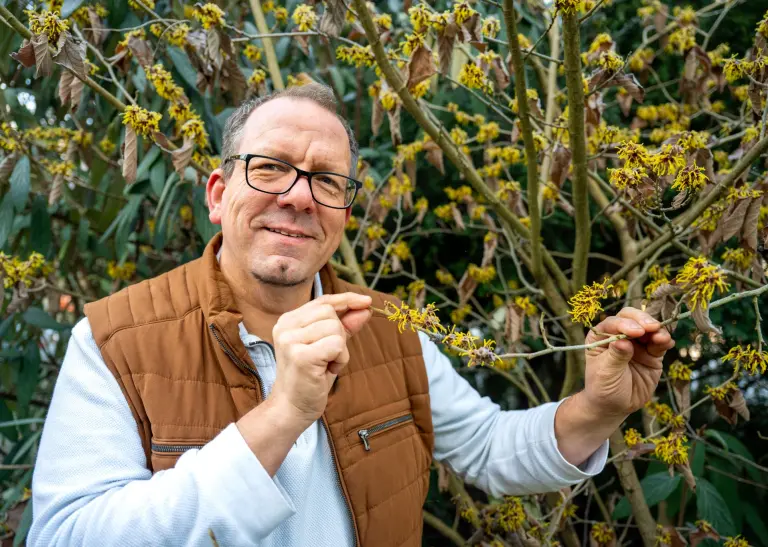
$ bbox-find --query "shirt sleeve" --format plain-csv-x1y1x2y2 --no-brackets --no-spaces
28,318,296,547
420,332,609,498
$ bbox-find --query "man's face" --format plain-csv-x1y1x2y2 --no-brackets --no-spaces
207,97,352,287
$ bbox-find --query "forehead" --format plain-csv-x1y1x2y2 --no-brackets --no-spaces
238,97,351,165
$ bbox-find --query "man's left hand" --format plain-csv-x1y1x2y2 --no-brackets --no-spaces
582,307,676,419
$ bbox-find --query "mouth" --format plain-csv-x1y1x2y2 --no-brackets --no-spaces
262,226,314,240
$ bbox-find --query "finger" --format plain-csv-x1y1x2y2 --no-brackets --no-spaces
588,316,645,341
645,334,676,358
285,318,345,345
280,293,373,330
340,308,373,337
314,293,373,314
616,307,662,331
276,303,339,334
306,334,347,366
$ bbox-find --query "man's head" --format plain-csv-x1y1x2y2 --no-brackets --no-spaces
207,84,359,289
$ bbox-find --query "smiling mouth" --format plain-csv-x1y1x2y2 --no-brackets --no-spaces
264,227,312,239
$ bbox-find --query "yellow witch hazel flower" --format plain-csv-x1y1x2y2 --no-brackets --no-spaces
609,166,647,191
723,345,768,376
653,432,689,464
122,105,162,137
496,496,525,532
724,536,751,547
624,428,643,448
336,45,375,68
721,248,753,270
384,301,446,335
672,164,709,193
556,0,586,14
468,264,496,284
649,144,685,176
107,261,137,281
26,9,69,44
617,141,650,168
568,280,613,326
674,256,729,310
668,361,692,382
292,5,317,31
0,252,53,289
145,64,184,102
458,63,492,95
591,523,616,547
193,3,224,29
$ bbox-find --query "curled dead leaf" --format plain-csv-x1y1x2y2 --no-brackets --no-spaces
59,70,74,105
423,140,444,174
11,39,36,68
121,126,138,185
32,33,53,78
406,45,437,89
721,198,752,242
742,198,762,251
171,137,195,178
386,104,402,146
318,0,346,37
53,33,87,80
206,29,223,70
437,23,458,75
691,301,722,335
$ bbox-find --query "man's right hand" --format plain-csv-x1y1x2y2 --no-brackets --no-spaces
269,293,373,425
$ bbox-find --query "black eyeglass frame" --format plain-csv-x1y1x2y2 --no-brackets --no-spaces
224,153,363,210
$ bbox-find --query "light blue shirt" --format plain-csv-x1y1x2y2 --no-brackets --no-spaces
29,274,608,546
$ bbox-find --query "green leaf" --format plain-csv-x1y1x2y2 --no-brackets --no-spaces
0,192,14,248
29,196,51,256
167,46,199,92
135,144,161,183
744,503,768,547
9,155,30,211
12,501,33,547
692,441,706,476
149,158,167,197
696,477,736,537
16,345,40,415
612,473,681,519
21,307,71,331
0,313,14,339
0,418,45,429
61,0,86,17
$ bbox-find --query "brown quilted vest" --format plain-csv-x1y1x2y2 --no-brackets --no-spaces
83,233,434,546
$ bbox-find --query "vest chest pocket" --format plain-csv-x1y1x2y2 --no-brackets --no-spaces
351,412,415,452
150,439,208,472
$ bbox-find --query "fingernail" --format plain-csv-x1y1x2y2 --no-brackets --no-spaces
643,318,659,325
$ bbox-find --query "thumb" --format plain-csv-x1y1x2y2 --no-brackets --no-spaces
340,308,373,338
604,339,634,367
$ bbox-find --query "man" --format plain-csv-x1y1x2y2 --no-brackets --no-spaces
29,83,674,546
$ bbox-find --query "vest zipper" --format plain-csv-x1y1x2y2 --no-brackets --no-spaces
209,323,264,400
151,443,205,453
357,413,414,451
321,415,361,547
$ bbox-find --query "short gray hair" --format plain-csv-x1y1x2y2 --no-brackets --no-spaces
220,83,359,180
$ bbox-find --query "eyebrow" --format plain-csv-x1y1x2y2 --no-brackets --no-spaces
252,151,348,174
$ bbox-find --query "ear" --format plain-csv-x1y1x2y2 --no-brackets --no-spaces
344,205,352,223
206,168,226,225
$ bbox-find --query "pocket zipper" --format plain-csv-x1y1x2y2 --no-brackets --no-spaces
151,443,205,454
357,413,413,451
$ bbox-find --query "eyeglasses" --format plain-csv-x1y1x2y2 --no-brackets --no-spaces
224,154,362,209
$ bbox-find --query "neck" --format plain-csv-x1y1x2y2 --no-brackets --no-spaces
219,248,314,343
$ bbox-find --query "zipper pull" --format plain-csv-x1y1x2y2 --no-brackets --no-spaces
358,429,371,451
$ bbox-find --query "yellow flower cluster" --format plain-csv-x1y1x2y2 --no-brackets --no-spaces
496,496,525,532
128,0,154,11
704,381,737,401
453,2,477,25
672,164,708,193
515,296,537,316
648,145,685,176
72,4,108,27
379,89,400,111
180,118,209,148
99,137,115,155
759,10,768,38
617,141,650,168
496,180,521,201
481,17,500,38
384,301,446,335
458,63,492,95
249,68,267,87
590,523,616,546
445,185,472,201
374,13,392,29
468,264,496,284
179,205,193,222
122,105,162,137
292,5,316,31
723,345,767,376
567,280,613,326
721,248,753,270
488,146,523,164
597,51,624,72
145,64,184,102
345,216,359,231
450,304,472,324
336,45,375,68
0,252,52,289
624,428,643,447
668,362,692,382
26,9,69,44
366,223,387,240
107,261,137,281
193,3,224,29
476,122,500,144
724,536,751,547
436,269,455,285
0,123,19,152
666,27,696,55
242,44,262,62
674,256,729,310
652,432,688,464
150,22,189,47
629,48,654,72
408,5,430,32
389,240,411,261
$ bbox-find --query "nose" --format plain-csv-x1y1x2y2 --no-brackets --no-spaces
276,174,316,212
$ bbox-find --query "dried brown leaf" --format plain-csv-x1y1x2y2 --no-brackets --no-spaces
505,304,521,344
624,442,657,460
53,33,87,80
651,283,683,299
748,82,764,116
171,137,195,177
121,126,138,185
690,524,720,547
222,58,247,104
481,232,497,267
127,35,153,68
490,56,509,90
0,153,18,183
549,144,572,188
58,69,74,105
152,131,173,150
69,75,84,109
406,45,437,89
742,198,762,251
32,33,52,78
729,389,750,422
437,23,458,75
386,104,401,146
671,189,689,209
423,140,444,174
457,269,477,305
319,0,346,37
691,302,721,335
614,73,645,103
11,39,36,68
371,99,384,136
49,173,64,206
722,198,752,242
673,379,691,419
713,397,738,425
617,90,634,117
450,202,465,230
206,29,223,70
87,7,107,45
